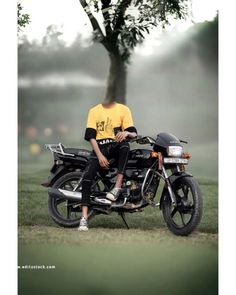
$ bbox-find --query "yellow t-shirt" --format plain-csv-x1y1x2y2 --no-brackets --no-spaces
86,103,134,141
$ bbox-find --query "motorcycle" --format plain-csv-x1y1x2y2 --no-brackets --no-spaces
42,133,203,236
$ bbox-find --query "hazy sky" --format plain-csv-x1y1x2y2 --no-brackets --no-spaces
20,0,218,45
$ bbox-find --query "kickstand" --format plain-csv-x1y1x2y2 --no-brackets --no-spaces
118,212,130,230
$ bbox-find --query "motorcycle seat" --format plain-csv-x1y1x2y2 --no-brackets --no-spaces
63,147,92,158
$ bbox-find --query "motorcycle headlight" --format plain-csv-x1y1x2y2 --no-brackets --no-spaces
168,146,183,157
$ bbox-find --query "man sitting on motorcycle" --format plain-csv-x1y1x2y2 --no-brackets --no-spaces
78,101,137,231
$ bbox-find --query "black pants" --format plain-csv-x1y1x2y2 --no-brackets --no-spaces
81,141,130,206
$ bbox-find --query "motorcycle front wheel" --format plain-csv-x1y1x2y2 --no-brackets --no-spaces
162,177,203,236
48,171,97,228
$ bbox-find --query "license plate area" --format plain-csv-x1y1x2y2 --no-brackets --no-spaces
163,158,188,164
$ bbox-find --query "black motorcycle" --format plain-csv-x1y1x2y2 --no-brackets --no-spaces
42,133,203,236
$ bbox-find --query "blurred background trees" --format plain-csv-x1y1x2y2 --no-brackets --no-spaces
18,14,218,179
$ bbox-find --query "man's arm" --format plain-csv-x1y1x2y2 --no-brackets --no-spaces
117,106,137,142
127,131,137,138
115,130,137,142
90,138,109,168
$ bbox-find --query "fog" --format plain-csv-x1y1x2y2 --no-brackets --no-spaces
18,17,218,179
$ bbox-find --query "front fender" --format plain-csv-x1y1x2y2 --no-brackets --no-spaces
159,172,193,210
168,172,193,185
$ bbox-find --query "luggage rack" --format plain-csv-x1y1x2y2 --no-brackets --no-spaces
45,143,75,157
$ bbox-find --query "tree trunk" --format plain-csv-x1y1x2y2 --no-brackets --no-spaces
104,53,127,104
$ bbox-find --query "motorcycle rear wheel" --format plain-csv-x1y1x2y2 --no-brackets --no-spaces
162,177,203,236
48,171,97,228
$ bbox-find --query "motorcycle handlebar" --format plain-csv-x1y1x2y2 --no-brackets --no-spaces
180,139,188,144
126,135,155,145
129,136,188,145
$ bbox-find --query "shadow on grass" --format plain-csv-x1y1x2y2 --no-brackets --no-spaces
19,212,166,231
89,213,165,230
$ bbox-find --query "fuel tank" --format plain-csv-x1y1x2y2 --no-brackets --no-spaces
127,149,155,168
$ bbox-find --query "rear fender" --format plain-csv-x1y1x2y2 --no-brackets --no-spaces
41,164,71,187
41,161,87,187
159,172,193,210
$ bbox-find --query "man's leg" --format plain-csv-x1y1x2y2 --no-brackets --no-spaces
106,142,130,201
115,174,123,189
81,205,89,220
115,141,130,186
78,154,100,230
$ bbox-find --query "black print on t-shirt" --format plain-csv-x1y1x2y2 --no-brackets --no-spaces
96,117,113,136
105,117,113,135
96,121,105,131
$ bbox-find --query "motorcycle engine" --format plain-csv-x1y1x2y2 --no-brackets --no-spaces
126,180,142,202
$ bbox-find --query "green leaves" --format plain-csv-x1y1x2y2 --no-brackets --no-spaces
18,2,30,32
81,0,190,62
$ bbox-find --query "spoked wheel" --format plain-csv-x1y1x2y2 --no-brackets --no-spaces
162,177,203,236
48,171,97,228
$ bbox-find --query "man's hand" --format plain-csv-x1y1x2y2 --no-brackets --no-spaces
115,131,129,142
90,139,109,168
98,153,109,168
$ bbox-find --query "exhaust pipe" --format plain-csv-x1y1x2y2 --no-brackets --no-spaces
48,188,82,202
48,188,112,205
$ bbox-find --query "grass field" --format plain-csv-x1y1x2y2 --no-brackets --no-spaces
18,152,218,295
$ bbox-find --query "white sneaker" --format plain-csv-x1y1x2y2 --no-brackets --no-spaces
106,187,121,201
78,217,88,231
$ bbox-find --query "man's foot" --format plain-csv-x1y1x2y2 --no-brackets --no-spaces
78,217,88,231
106,187,121,201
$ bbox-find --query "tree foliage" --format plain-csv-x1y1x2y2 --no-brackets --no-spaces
80,0,189,62
79,1,190,102
18,2,30,32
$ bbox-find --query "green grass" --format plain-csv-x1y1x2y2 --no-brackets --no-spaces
19,225,217,248
18,155,218,295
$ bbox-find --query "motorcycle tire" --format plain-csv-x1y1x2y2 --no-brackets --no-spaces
48,171,97,228
162,177,203,236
